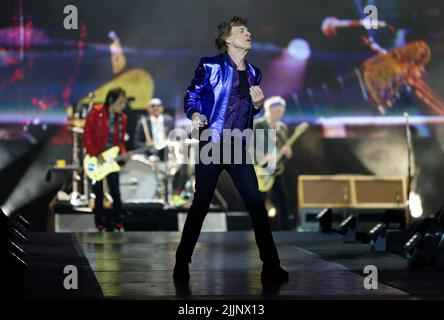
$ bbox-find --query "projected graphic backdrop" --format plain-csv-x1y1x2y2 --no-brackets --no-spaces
1,0,444,134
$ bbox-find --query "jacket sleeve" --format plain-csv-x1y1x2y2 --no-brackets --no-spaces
166,114,175,135
252,68,262,116
133,118,146,149
83,109,100,156
184,58,209,120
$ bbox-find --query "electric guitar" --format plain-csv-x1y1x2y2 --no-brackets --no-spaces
255,122,309,192
83,146,150,181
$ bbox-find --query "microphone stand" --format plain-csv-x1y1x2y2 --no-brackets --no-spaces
404,112,413,224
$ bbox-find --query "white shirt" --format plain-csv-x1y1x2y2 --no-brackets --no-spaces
150,115,165,144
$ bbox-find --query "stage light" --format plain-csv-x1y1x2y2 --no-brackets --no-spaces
268,207,276,218
1,205,11,218
0,209,7,251
287,38,311,61
316,208,332,233
1,142,69,219
340,214,356,230
1,212,29,295
339,215,357,242
403,232,422,258
367,214,410,253
369,223,385,238
408,192,423,218
261,38,310,98
368,223,387,252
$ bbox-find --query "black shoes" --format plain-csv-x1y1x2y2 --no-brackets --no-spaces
172,261,289,284
261,263,289,283
173,261,190,282
115,223,125,232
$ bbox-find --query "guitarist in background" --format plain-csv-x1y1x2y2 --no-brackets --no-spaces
253,96,293,230
84,87,128,232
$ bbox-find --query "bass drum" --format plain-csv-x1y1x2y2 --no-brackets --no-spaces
119,159,158,203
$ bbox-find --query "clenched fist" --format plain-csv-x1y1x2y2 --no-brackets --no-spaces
249,86,265,109
191,112,208,129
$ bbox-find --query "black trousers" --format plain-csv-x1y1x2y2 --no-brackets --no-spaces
92,172,123,228
175,142,280,264
262,174,291,230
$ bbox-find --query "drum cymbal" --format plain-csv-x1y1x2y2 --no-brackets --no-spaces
69,127,84,134
68,118,86,128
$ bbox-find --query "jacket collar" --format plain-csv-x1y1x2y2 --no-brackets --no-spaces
222,52,254,85
222,51,252,70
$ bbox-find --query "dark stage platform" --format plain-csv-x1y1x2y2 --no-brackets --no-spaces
15,231,444,300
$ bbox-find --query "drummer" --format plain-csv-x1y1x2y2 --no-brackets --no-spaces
133,97,175,160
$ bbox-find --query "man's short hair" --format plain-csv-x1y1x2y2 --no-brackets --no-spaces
264,96,286,111
215,16,248,52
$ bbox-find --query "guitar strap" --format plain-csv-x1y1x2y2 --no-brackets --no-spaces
113,113,124,146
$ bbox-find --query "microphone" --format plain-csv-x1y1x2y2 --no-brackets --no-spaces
321,17,387,37
199,114,208,123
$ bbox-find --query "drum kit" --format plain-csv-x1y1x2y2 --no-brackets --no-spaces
119,138,198,207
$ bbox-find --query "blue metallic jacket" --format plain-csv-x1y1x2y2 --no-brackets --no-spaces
184,52,262,138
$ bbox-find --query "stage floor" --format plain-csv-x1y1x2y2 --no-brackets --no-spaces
75,231,410,299
18,231,444,300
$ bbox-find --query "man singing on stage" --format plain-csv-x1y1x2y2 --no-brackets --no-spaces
173,17,289,283
83,87,128,232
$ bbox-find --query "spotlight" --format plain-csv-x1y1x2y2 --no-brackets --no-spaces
368,223,387,252
408,192,423,218
340,214,356,229
9,216,29,258
0,211,7,256
1,205,11,218
369,223,386,238
268,207,277,218
339,215,356,242
287,38,311,61
15,215,30,231
403,232,422,258
1,212,29,297
8,238,27,266
316,208,332,233
315,212,358,242
406,207,444,269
